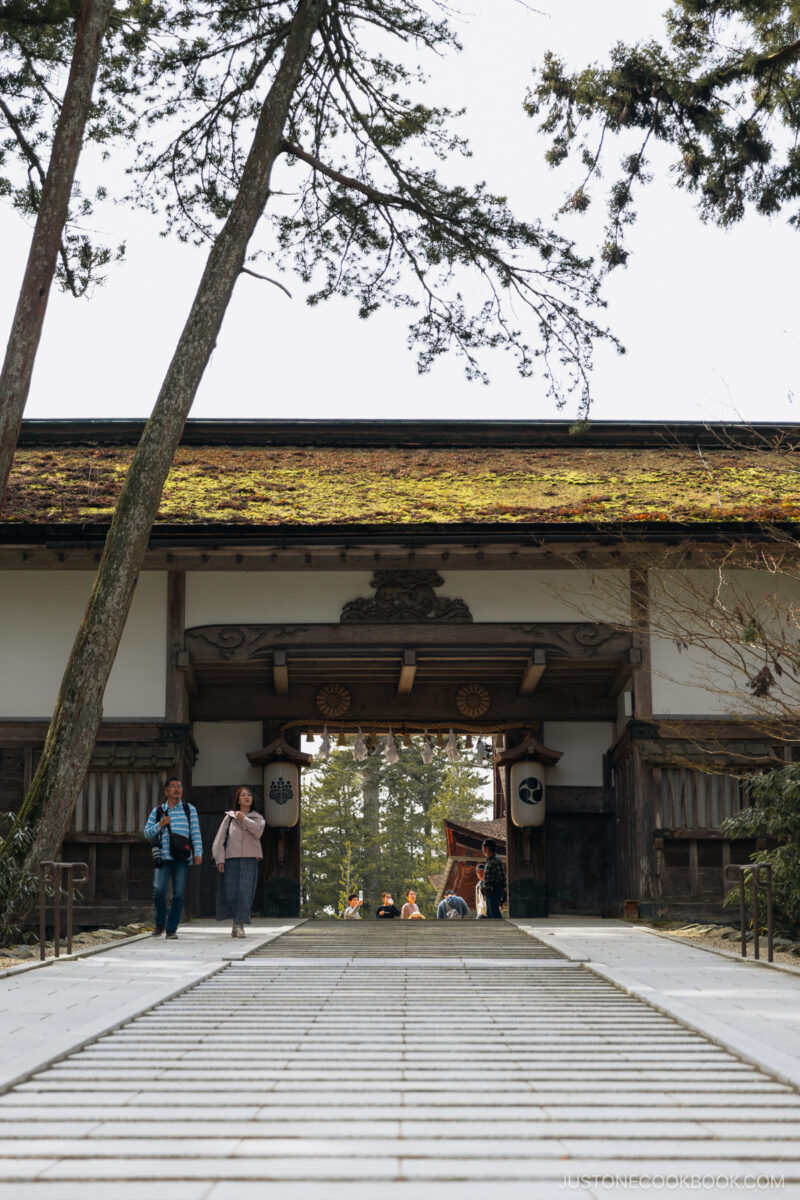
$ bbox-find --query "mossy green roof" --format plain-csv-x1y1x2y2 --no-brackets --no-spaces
4,444,800,525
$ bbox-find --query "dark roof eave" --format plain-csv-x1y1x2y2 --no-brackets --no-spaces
16,417,800,451
0,519,797,549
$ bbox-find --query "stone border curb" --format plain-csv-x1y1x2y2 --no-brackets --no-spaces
0,931,153,981
639,923,800,979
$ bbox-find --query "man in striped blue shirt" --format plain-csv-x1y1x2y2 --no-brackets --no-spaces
144,778,203,939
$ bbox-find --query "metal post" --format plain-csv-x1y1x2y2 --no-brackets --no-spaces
724,862,774,964
52,864,62,958
37,861,89,960
38,862,50,961
66,866,74,956
723,864,747,958
755,863,773,963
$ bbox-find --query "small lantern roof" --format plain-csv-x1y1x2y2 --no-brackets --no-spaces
494,734,562,767
247,735,314,768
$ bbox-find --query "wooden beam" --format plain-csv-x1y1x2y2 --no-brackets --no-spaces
398,649,417,695
519,648,546,695
607,646,642,698
630,567,653,719
273,650,289,695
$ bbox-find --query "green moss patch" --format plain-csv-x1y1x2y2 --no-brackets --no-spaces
4,444,800,525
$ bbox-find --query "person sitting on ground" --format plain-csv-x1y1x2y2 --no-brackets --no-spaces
475,864,487,919
401,889,426,919
376,891,401,918
343,893,363,919
481,837,507,920
436,890,469,919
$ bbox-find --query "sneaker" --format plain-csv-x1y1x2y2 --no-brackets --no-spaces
151,927,164,937
233,926,246,939
231,925,238,938
165,931,178,939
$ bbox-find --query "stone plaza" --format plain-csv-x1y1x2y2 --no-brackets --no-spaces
1,917,800,1198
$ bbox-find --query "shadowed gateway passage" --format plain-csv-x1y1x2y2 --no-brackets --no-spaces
250,919,564,959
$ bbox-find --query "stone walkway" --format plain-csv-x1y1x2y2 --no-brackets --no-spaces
516,918,800,1090
1,918,800,1198
0,920,301,1091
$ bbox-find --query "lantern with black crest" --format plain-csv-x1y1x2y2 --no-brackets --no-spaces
495,734,562,828
246,736,314,828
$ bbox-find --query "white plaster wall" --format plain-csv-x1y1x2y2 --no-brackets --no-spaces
185,569,630,627
542,722,614,787
649,569,800,716
456,570,630,623
0,572,166,719
186,572,374,626
192,721,263,787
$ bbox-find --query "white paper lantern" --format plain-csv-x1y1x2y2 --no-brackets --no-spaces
509,761,546,828
263,760,300,827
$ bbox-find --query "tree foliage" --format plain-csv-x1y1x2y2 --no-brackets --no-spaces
301,739,490,918
527,1,800,268
129,0,618,407
722,762,800,935
0,0,157,294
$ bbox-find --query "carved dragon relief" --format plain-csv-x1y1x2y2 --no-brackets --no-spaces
507,623,631,658
185,625,311,662
340,570,473,624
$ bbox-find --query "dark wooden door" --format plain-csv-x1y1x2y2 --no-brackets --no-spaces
546,814,614,914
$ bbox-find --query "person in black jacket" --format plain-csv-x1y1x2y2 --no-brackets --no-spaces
481,838,506,920
376,891,401,918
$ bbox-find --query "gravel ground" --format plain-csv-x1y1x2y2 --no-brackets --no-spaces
0,922,151,969
644,921,800,969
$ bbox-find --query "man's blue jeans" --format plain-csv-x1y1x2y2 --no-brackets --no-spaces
153,860,189,933
485,891,503,919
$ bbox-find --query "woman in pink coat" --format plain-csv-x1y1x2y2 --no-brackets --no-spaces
212,786,265,937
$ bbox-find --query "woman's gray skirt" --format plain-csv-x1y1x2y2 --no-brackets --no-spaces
216,857,260,925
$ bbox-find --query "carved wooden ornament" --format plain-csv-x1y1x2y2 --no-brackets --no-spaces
341,571,472,623
316,682,352,719
456,682,491,719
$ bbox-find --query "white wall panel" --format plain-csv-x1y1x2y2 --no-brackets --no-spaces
448,570,629,623
186,569,629,627
192,721,263,786
649,569,800,716
0,572,166,718
542,722,614,787
186,572,374,626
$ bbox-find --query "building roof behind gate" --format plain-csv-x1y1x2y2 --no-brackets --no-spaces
4,419,800,528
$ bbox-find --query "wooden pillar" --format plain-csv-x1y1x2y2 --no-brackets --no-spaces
630,567,659,904
504,726,547,918
165,571,187,723
259,721,302,917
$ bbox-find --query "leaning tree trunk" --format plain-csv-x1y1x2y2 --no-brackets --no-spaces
0,0,112,506
4,0,325,930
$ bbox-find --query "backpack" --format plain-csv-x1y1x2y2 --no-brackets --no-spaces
444,896,463,920
149,801,192,864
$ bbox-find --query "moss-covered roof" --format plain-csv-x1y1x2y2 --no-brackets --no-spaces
4,444,800,525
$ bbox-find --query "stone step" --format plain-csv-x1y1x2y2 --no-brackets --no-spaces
2,947,800,1191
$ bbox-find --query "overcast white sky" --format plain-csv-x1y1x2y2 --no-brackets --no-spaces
1,0,797,424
